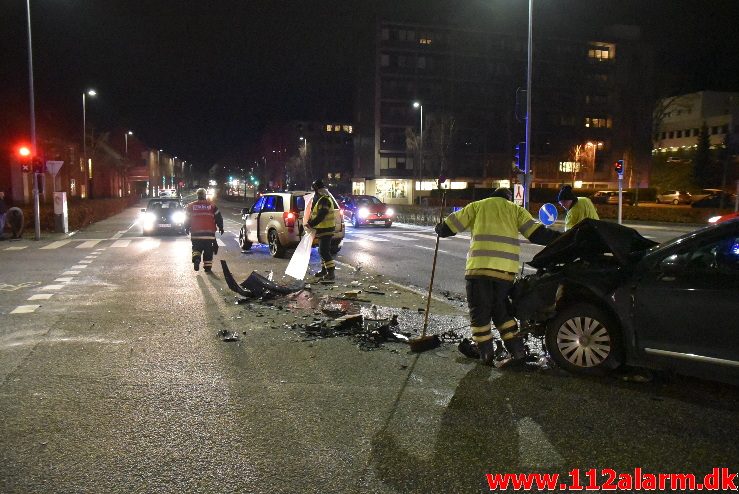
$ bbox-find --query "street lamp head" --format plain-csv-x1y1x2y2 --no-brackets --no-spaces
127,130,133,135
299,136,305,141
87,89,97,97
413,101,421,109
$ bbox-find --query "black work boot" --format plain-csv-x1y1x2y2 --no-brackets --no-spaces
324,267,335,281
478,339,495,366
313,267,328,279
495,337,527,369
194,261,200,271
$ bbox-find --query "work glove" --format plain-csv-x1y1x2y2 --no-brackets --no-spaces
434,221,454,238
219,228,224,235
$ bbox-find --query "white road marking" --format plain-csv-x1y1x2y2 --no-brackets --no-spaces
404,232,435,240
71,265,88,269
78,260,93,264
111,240,131,248
40,240,72,250
41,285,65,290
216,238,226,247
414,244,449,254
28,294,53,301
10,305,41,314
377,233,414,241
4,246,27,251
77,240,102,249
138,239,161,250
351,234,388,242
54,277,73,282
62,271,80,275
111,230,127,240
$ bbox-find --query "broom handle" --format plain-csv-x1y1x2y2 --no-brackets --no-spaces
422,192,446,337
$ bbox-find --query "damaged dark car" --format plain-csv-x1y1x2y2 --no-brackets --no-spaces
512,218,739,384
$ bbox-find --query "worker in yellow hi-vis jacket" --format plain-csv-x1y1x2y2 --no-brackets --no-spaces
435,188,560,366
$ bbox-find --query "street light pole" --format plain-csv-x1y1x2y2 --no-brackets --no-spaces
25,0,40,240
83,89,96,198
413,101,423,184
125,130,133,157
524,0,533,209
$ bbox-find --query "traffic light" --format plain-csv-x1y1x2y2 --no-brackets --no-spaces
614,159,624,175
514,142,525,171
17,146,32,173
32,157,44,174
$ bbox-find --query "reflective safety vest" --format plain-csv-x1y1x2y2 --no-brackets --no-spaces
564,197,599,231
186,200,218,239
310,194,336,231
444,197,542,276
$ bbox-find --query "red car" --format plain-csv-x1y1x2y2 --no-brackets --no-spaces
708,211,739,224
339,195,395,228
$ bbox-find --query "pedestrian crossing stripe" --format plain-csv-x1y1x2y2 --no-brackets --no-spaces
111,240,131,248
10,305,40,314
4,246,27,250
217,238,226,247
77,240,102,248
40,240,72,249
377,233,415,241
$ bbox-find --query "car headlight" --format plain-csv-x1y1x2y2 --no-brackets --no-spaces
358,207,370,219
144,212,157,223
708,215,721,224
386,208,394,217
172,211,186,224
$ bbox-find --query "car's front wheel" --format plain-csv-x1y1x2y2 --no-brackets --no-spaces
672,199,679,205
268,229,286,258
238,226,252,251
545,303,624,375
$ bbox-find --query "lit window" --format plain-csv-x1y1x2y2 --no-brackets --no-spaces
326,124,332,132
587,42,615,61
419,38,432,45
334,125,341,132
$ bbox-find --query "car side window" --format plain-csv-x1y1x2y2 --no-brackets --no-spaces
252,197,266,213
263,196,276,212
665,235,739,276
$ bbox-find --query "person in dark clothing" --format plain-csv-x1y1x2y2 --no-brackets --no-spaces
306,179,337,281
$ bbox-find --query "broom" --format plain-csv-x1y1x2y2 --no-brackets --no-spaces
409,188,446,353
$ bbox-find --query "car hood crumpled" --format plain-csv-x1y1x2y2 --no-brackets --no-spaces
528,219,658,269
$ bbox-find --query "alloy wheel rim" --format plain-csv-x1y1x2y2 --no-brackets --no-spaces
556,316,611,368
269,232,277,255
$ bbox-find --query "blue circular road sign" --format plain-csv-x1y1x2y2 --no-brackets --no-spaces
539,203,558,226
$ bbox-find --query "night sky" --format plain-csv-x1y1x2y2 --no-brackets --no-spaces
2,0,738,169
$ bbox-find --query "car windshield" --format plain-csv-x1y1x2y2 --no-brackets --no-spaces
356,196,381,206
148,200,180,210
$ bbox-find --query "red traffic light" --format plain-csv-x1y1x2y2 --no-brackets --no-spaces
614,160,624,175
18,146,31,157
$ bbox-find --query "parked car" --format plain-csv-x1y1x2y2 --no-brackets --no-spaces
339,194,395,228
238,191,345,258
511,219,739,384
656,190,692,205
691,191,737,208
140,198,186,235
158,188,179,198
591,190,635,206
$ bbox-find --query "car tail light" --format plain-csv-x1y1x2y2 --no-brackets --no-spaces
283,211,296,228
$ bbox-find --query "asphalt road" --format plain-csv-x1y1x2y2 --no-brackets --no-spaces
1,199,736,493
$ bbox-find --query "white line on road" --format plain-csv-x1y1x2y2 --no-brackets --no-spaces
41,285,65,290
40,240,72,249
111,240,131,248
77,240,103,249
375,233,412,241
414,244,449,254
71,265,88,269
111,230,127,240
28,294,53,301
217,238,226,247
62,271,80,275
54,277,73,282
4,246,27,250
404,232,435,240
78,260,93,264
351,234,388,242
11,305,41,314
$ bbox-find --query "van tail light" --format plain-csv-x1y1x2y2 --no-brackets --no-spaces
283,211,296,228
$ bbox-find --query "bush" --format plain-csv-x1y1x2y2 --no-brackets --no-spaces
17,197,139,232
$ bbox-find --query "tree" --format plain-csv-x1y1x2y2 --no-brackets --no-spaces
693,122,715,188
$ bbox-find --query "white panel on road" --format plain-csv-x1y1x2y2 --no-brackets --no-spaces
77,240,103,249
28,294,53,301
404,232,435,240
377,233,414,241
40,240,72,250
62,271,80,275
216,238,226,247
341,238,358,243
5,246,27,250
111,240,131,248
41,285,65,290
10,305,40,314
78,260,93,264
54,277,73,282
71,265,88,269
352,234,388,242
